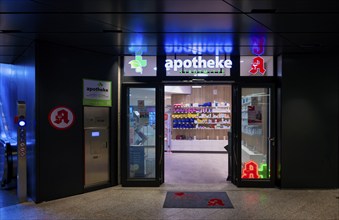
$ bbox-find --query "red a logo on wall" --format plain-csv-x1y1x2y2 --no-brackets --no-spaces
54,109,70,124
249,56,266,75
48,106,75,130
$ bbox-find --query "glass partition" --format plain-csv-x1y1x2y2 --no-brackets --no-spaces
127,88,156,178
241,88,271,179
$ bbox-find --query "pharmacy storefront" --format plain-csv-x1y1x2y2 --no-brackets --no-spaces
120,52,277,188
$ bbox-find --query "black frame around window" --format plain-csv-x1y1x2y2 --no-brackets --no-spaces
234,83,277,187
120,83,164,187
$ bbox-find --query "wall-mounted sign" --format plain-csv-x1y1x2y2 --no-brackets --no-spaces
124,56,157,76
48,106,75,130
166,56,231,76
83,79,112,106
249,56,266,75
241,160,260,179
240,56,273,76
241,160,269,179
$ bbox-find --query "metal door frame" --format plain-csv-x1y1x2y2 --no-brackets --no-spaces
233,83,277,187
121,83,164,187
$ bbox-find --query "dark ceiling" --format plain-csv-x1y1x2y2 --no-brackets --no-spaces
1,0,339,63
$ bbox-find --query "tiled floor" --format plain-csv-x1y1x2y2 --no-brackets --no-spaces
0,153,338,219
165,152,229,184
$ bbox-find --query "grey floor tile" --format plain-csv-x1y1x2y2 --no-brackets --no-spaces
0,153,338,220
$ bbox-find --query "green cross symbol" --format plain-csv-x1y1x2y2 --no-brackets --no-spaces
129,55,147,74
259,163,269,179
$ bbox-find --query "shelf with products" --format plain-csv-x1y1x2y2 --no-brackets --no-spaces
172,109,231,130
171,102,232,140
197,118,231,123
173,128,230,130
172,103,231,114
242,125,262,136
171,139,229,152
241,96,262,136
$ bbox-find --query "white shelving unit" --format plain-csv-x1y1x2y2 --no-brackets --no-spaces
171,139,228,152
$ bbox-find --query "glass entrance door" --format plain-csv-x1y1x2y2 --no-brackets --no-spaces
121,85,164,186
236,86,276,187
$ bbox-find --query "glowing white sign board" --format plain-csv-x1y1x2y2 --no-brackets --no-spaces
165,56,232,76
165,56,232,71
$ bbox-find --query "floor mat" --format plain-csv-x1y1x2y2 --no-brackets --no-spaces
163,191,233,208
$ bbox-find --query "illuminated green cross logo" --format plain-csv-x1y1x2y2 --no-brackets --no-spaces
129,55,147,74
259,163,270,179
98,82,103,87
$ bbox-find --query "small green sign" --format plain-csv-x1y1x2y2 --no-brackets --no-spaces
83,79,112,107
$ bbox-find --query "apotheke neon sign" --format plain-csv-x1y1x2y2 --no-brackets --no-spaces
165,56,232,71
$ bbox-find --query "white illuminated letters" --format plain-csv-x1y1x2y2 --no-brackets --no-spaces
165,56,232,71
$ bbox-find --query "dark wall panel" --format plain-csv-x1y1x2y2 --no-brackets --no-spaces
281,54,338,188
36,41,118,202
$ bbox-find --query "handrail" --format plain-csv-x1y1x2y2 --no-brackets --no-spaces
0,138,7,146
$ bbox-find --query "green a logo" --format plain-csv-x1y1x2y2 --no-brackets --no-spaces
129,54,147,74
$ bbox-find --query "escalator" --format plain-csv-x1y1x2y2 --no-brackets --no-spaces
0,140,17,189
0,140,19,208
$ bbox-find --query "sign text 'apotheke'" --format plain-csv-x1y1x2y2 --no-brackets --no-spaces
165,56,232,71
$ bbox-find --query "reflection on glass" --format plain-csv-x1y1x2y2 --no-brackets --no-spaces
127,88,156,179
241,88,270,179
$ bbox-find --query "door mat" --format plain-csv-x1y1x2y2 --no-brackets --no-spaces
163,192,233,208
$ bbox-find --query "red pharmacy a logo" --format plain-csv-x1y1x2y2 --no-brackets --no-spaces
242,160,260,179
249,56,266,75
48,106,75,130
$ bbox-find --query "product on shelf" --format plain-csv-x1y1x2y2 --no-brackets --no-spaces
241,96,262,136
172,101,231,130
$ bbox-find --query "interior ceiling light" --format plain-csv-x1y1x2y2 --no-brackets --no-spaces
250,9,276,14
192,86,202,89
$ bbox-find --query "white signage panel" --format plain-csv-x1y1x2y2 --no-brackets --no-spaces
124,56,157,76
83,79,112,106
166,56,231,77
240,56,274,76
